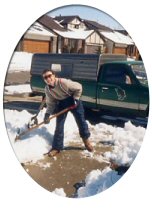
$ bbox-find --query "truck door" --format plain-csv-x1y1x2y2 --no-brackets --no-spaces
97,63,140,115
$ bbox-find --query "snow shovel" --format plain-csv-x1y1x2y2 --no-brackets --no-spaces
15,104,77,142
27,96,46,128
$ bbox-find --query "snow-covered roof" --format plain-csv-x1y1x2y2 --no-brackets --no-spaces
101,31,134,45
25,22,56,39
53,29,94,40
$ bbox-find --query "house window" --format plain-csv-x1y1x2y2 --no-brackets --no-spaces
74,24,79,29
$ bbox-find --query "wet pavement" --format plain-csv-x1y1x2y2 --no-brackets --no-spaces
22,146,111,197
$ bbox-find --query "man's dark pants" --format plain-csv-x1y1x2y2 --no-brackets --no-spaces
52,97,90,150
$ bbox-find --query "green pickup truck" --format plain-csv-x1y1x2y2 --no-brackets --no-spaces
30,53,149,118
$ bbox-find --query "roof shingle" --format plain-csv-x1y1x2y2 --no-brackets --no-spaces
83,19,113,32
55,15,81,25
38,15,66,31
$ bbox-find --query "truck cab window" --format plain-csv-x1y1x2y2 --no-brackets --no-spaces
102,64,130,84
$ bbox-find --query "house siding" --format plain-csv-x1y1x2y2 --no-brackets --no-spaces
67,18,87,30
86,32,104,44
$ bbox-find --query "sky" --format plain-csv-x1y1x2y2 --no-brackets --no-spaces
48,5,124,30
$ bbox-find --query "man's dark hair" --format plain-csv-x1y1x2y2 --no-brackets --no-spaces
42,69,56,76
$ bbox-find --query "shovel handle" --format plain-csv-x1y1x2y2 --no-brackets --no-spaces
15,105,76,141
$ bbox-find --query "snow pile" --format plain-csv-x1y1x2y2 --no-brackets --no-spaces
87,121,145,165
52,168,122,198
4,108,145,165
53,188,66,197
4,109,78,163
8,52,33,72
101,122,145,165
77,167,121,198
4,84,32,94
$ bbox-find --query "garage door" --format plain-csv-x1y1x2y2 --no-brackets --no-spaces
113,47,126,54
23,39,50,53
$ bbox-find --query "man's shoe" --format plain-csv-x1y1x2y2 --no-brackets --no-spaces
48,149,60,157
82,138,94,152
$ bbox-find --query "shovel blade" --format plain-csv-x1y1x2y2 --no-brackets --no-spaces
15,128,21,141
27,116,38,128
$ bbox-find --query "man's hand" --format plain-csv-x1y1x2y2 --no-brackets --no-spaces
74,99,79,107
70,98,79,110
44,113,50,124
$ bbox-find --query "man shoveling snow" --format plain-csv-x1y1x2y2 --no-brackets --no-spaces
42,69,94,157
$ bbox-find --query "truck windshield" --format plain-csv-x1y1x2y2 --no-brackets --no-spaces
131,64,148,85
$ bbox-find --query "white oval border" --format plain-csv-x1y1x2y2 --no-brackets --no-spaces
0,1,151,222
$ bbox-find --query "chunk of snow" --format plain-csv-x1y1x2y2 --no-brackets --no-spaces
77,167,121,197
53,188,66,197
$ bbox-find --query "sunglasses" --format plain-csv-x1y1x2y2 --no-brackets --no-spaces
43,74,52,80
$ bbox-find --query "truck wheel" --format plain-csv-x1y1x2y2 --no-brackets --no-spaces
146,105,149,117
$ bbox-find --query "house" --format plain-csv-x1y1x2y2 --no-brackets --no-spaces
115,29,140,59
54,15,105,53
54,15,87,30
83,19,138,58
39,15,105,54
16,14,138,58
100,30,135,56
16,15,66,53
53,29,105,54
16,22,57,53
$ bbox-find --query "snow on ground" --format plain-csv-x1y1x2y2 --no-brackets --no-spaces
52,167,123,198
7,52,33,72
4,105,127,197
89,121,145,166
4,84,32,94
4,83,146,197
4,108,145,165
77,167,121,198
4,108,79,163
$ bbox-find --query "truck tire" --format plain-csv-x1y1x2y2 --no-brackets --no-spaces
146,105,149,117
